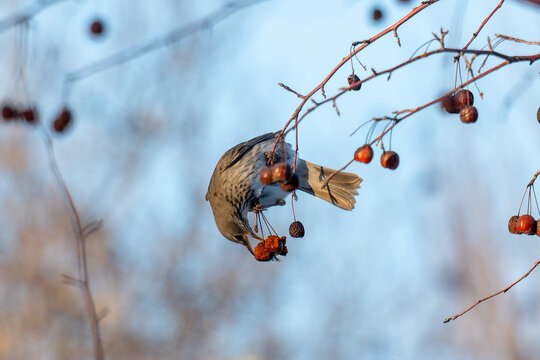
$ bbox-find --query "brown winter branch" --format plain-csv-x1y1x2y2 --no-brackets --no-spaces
495,34,540,46
288,46,539,135
273,0,440,157
63,0,266,98
443,259,540,323
462,0,505,51
41,129,104,360
0,0,70,34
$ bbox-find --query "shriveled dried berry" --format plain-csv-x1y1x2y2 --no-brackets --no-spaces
281,173,299,192
454,90,474,109
347,74,361,91
460,106,478,124
264,235,286,253
508,215,519,234
517,214,536,235
280,245,288,256
272,163,293,183
260,167,274,185
254,242,272,261
354,144,373,164
289,221,305,238
441,94,459,114
537,106,540,123
380,151,399,170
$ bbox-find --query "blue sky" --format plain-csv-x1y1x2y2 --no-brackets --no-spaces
1,0,539,358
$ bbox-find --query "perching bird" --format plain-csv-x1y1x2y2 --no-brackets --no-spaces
206,131,362,255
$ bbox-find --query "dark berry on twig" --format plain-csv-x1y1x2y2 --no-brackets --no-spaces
289,221,305,238
454,90,474,109
380,151,399,170
52,107,73,133
508,215,519,234
22,108,38,123
347,74,361,91
441,94,459,114
281,173,299,192
90,19,105,36
2,104,16,120
272,163,293,183
460,106,478,124
372,8,383,21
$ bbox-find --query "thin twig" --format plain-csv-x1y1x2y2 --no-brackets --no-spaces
270,0,439,153
495,34,540,46
63,0,267,97
444,260,540,323
527,169,540,187
0,0,70,34
462,0,505,50
40,128,104,360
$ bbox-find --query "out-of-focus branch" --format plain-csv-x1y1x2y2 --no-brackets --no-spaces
41,127,104,360
0,0,70,34
443,259,540,323
63,0,267,97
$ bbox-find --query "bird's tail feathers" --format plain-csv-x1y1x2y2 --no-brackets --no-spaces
295,159,362,210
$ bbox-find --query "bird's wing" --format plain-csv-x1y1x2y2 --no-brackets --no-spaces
220,132,278,171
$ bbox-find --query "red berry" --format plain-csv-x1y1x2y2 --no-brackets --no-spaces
2,105,16,120
508,215,519,234
537,106,539,123
372,8,383,21
347,74,361,91
260,167,274,185
460,106,478,123
254,242,272,261
52,107,72,133
380,151,399,170
22,108,37,123
516,214,536,234
90,20,105,35
280,173,299,192
289,221,305,238
354,144,374,163
441,94,459,114
537,220,540,237
264,235,286,254
272,163,293,183
454,90,474,109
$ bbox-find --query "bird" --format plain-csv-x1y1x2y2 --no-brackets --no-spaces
206,131,362,256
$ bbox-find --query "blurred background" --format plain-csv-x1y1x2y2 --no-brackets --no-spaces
0,0,539,359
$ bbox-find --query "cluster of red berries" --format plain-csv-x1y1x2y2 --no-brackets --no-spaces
1,103,38,124
354,144,399,170
260,163,299,192
254,235,288,261
2,101,73,133
441,89,478,123
508,214,540,236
